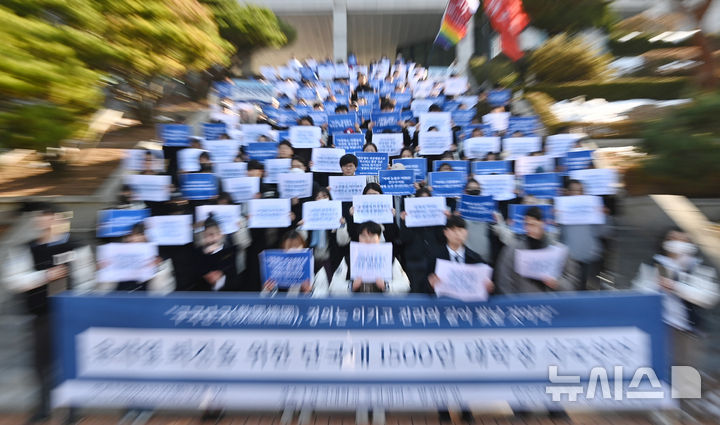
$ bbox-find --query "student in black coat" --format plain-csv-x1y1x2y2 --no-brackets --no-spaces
193,213,240,291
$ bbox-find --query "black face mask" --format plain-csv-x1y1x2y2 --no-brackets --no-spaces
466,189,481,196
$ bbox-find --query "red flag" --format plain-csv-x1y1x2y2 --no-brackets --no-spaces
483,0,529,61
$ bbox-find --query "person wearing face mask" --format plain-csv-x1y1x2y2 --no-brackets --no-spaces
260,230,330,297
191,213,240,291
495,207,580,293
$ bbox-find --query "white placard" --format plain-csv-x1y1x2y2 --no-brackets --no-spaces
554,195,606,225
420,112,452,133
352,195,394,224
546,134,586,157
413,81,435,98
214,162,247,179
463,137,501,159
350,242,393,282
278,172,314,199
124,150,164,172
263,158,292,184
144,215,193,246
474,174,516,201
289,126,322,148
301,200,343,230
418,131,453,155
311,148,345,173
328,175,367,202
196,205,242,235
248,199,291,228
178,148,205,172
514,244,569,281
443,76,468,96
410,99,435,114
372,133,404,156
202,139,241,164
223,176,260,203
96,243,158,283
482,112,510,132
241,124,272,142
404,196,447,228
124,174,171,202
569,168,619,195
434,259,492,301
503,137,542,159
515,155,555,176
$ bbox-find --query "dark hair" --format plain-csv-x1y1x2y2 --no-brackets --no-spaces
428,104,443,112
314,187,332,200
280,229,306,247
566,179,584,189
335,104,349,113
444,215,466,230
199,151,211,161
129,222,145,236
298,115,314,126
363,142,378,151
247,159,265,171
363,182,383,194
400,147,413,157
292,155,308,167
340,154,358,167
120,184,133,193
524,206,543,221
415,187,431,197
204,212,220,231
358,221,382,236
217,192,233,204
428,126,439,131
278,140,294,150
438,162,453,171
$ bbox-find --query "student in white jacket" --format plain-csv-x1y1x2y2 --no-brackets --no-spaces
330,221,410,294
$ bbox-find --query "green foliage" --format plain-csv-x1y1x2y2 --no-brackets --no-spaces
199,0,288,52
528,34,611,83
524,91,562,131
469,55,520,87
521,0,615,35
526,77,691,101
639,92,720,185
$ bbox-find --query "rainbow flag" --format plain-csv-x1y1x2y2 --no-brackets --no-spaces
434,0,480,50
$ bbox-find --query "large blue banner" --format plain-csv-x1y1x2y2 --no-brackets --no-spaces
96,209,151,238
51,293,669,411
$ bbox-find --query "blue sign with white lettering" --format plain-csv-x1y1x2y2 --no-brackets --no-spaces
472,160,511,175
429,171,465,197
371,111,401,132
379,169,415,196
358,105,373,121
443,101,462,112
179,173,218,200
260,249,314,288
487,89,512,107
452,110,476,127
507,116,540,135
522,173,562,199
461,124,494,139
393,158,427,182
296,87,317,101
458,195,496,222
562,150,594,172
390,92,412,107
328,113,359,133
433,160,469,175
356,152,389,176
202,122,227,140
96,209,151,238
333,133,365,153
158,124,192,147
309,111,328,126
246,142,278,161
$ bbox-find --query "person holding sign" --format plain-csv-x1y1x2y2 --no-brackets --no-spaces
495,207,579,293
336,183,399,252
399,188,444,293
260,231,329,297
191,213,241,291
427,216,494,295
329,221,409,293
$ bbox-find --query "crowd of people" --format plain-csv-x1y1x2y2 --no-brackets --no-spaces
3,54,719,423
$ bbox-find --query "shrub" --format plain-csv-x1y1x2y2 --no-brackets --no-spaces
528,34,612,83
469,55,520,87
526,77,691,101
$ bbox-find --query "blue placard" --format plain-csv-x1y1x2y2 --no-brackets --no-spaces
471,160,511,175
523,173,562,199
294,106,313,117
433,160,469,175
96,209,151,238
452,110,476,127
356,152,389,176
296,87,317,101
179,173,218,200
323,101,338,112
52,293,668,411
443,101,462,112
358,92,379,107
390,92,412,107
309,111,328,126
276,109,298,126
300,67,316,81
379,169,415,196
333,133,365,153
260,249,314,288
487,89,512,107
358,105,373,121
507,116,540,134
202,122,227,140
461,124,494,139
277,130,290,142
213,81,233,99
371,111,401,132
429,171,465,197
563,150,594,172
158,124,192,147
393,158,427,182
379,82,396,97
400,109,414,122
458,195,496,222
246,142,278,161
328,113,359,133
508,204,555,234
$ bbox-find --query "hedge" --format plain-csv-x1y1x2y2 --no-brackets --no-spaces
525,77,691,101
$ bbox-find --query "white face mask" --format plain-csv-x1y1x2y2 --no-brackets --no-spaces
663,240,697,256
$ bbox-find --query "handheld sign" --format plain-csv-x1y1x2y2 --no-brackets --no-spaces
311,148,345,173
372,133,404,156
508,204,554,234
333,133,364,153
502,137,542,159
515,155,555,176
418,131,453,155
177,148,204,172
214,162,247,179
443,76,468,96
202,139,241,164
546,133,585,157
179,173,217,200
328,113,359,133
124,150,164,173
328,176,367,202
371,112,402,132
471,160,511,175
124,174,171,202
289,126,322,148
260,249,314,288
563,150,594,172
246,142,278,161
96,243,158,283
434,260,491,301
248,199,291,228
458,195,496,222
429,171,465,197
569,168,619,195
420,112,452,132
196,205,242,235
97,209,151,238
522,173,562,199
475,174,516,201
202,122,227,140
515,244,569,281
263,158,291,184
451,109,475,127
379,170,415,196
301,200,343,230
482,112,510,133
158,124,191,147
144,215,193,246
487,89,512,107
404,196,447,228
352,195,394,224
554,195,605,225
350,242,393,282
432,160,469,175
464,137,501,159
223,176,260,203
393,158,427,182
356,152,389,176
278,172,314,199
